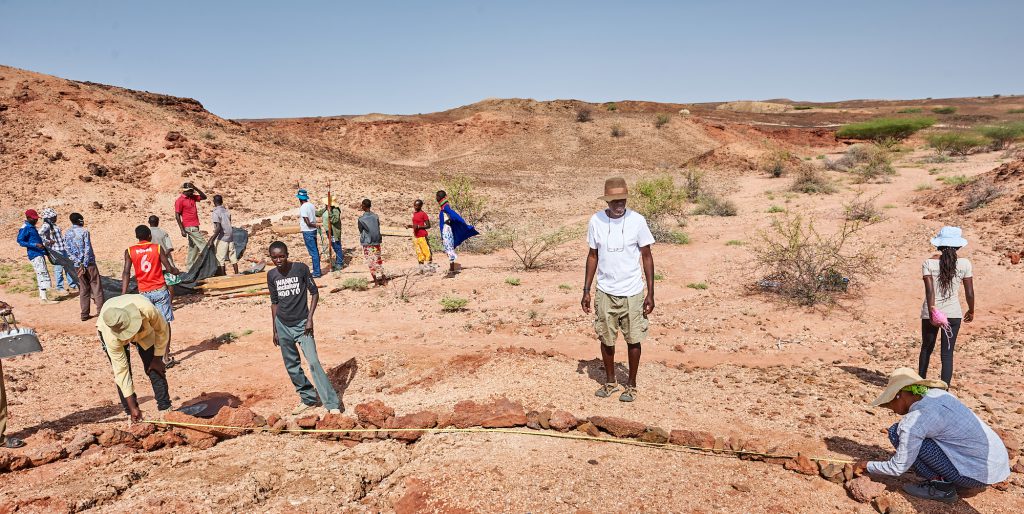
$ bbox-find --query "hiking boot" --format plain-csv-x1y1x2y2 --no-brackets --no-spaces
292,403,314,416
328,408,342,415
902,480,958,503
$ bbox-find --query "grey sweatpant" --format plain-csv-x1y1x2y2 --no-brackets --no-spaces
274,318,339,410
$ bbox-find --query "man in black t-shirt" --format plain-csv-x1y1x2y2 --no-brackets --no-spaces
267,241,341,415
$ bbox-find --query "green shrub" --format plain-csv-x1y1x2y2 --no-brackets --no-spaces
440,295,468,312
509,226,575,270
931,106,957,115
1008,108,1024,114
611,125,624,137
505,277,521,286
767,205,785,213
655,114,670,128
461,226,513,254
341,278,369,291
793,105,813,110
762,150,792,178
976,122,1024,149
558,283,572,290
926,132,991,156
835,117,935,144
897,108,923,114
790,166,837,193
634,175,691,243
940,175,971,186
440,175,487,223
843,194,883,223
693,194,737,216
725,240,745,246
686,282,708,290
653,273,665,281
605,102,617,111
850,147,896,183
576,108,592,122
915,183,933,191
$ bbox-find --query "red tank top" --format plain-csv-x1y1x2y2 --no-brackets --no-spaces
129,242,165,293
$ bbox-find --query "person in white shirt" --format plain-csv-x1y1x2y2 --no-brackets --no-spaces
581,177,655,403
296,189,322,278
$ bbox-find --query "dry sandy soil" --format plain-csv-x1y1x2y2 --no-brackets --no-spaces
1,65,1024,513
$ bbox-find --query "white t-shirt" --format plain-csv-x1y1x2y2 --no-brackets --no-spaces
921,257,972,319
587,209,655,297
299,202,317,232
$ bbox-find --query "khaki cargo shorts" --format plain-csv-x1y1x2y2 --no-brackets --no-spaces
215,239,238,265
593,289,649,346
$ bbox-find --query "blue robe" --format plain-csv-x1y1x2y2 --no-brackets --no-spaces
439,204,479,248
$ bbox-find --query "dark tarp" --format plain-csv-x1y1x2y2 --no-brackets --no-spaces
47,228,248,299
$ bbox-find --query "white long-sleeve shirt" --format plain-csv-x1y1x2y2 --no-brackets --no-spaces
868,389,1010,484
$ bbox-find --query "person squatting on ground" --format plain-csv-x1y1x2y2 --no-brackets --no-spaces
581,177,655,403
65,212,105,320
17,209,58,305
919,226,974,386
210,195,239,275
37,207,78,293
296,189,323,279
435,190,478,277
97,294,173,422
358,199,386,286
317,197,345,272
123,224,181,368
174,182,208,270
853,367,1010,504
0,300,26,449
266,241,341,415
408,199,432,266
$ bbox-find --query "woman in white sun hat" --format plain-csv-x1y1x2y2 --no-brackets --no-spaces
919,226,974,386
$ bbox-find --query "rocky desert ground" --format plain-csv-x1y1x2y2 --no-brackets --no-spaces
1,64,1023,513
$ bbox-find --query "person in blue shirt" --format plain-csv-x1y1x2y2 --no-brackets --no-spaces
436,190,479,277
17,209,57,304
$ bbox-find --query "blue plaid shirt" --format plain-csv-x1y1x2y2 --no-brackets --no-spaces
38,221,68,253
64,225,97,267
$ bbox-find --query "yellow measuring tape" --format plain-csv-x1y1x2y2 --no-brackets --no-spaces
145,419,855,465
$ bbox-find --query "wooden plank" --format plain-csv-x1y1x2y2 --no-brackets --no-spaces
197,272,269,290
216,291,271,299
271,225,301,235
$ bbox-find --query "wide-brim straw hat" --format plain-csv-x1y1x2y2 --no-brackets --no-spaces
101,303,144,341
930,226,967,248
320,197,340,208
870,367,948,406
598,177,630,201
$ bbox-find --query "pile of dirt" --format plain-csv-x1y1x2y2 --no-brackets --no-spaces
715,101,792,114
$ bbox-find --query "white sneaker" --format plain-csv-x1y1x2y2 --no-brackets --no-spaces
328,409,341,415
291,403,313,416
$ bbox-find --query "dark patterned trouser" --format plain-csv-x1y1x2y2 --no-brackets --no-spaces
887,422,986,488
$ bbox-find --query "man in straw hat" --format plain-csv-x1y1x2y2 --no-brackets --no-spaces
97,294,173,422
581,177,655,403
317,196,344,271
853,367,1010,503
174,182,208,270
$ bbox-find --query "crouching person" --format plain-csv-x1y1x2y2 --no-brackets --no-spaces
854,367,1011,503
97,294,172,422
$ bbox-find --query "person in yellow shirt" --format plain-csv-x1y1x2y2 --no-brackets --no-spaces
97,294,171,422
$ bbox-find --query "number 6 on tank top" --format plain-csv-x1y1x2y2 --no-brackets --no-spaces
129,242,166,293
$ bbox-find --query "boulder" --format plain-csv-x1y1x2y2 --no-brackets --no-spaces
315,413,358,440
588,416,645,438
27,444,67,466
355,400,395,428
97,428,139,448
386,411,438,442
639,427,669,444
63,430,97,458
845,476,886,503
7,454,32,471
819,461,845,483
141,431,185,451
127,422,157,439
669,429,715,449
209,406,265,438
783,453,817,475
451,398,527,428
548,410,579,432
526,410,543,430
295,414,320,429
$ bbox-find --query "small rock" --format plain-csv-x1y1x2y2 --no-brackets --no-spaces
451,398,527,428
819,461,845,483
845,476,886,503
669,429,715,449
731,482,752,493
97,428,138,448
1012,457,1024,474
295,414,319,429
587,459,598,465
385,411,438,442
783,453,817,475
577,421,601,437
209,406,264,438
316,413,358,440
588,416,646,438
526,410,543,430
127,422,157,439
548,410,578,432
355,400,395,428
873,494,892,514
27,444,66,466
639,427,669,444
63,430,97,458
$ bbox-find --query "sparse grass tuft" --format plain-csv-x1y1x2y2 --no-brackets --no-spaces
843,194,884,223
605,102,617,111
962,179,1004,211
793,106,813,110
687,282,708,290
558,283,572,290
1007,108,1024,114
915,183,933,191
505,277,521,286
790,166,837,193
762,149,793,178
768,205,785,213
931,106,957,115
440,295,468,312
655,114,670,128
693,194,738,217
341,277,369,291
940,175,971,186
897,108,923,114
653,273,665,281
726,240,745,246
575,108,593,123
611,125,624,138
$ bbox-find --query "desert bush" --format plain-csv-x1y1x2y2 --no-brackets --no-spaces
962,179,1004,211
440,295,468,312
686,282,708,290
726,240,745,246
682,168,704,201
843,146,895,183
634,175,689,219
655,114,670,129
762,150,793,178
915,183,933,191
976,122,1024,150
576,108,593,123
605,102,617,111
611,125,624,137
843,194,884,223
897,108,923,114
509,226,575,271
790,166,837,193
926,132,991,156
461,225,513,254
753,213,880,306
341,278,369,291
768,205,785,213
558,283,572,290
1008,108,1024,114
931,106,957,115
793,106,813,110
693,193,737,216
648,223,689,244
440,175,488,224
835,117,935,145
941,175,971,186
505,277,521,286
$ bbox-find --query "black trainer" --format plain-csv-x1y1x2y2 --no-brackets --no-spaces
902,480,957,503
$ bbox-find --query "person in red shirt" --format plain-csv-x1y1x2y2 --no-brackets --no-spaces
174,182,208,270
122,225,181,367
406,199,432,266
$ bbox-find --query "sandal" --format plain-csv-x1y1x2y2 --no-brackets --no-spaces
595,383,620,398
3,437,26,449
619,386,637,402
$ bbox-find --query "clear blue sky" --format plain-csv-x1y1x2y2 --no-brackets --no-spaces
2,1,1021,119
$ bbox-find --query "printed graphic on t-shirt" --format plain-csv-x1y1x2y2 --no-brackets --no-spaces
275,275,302,298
